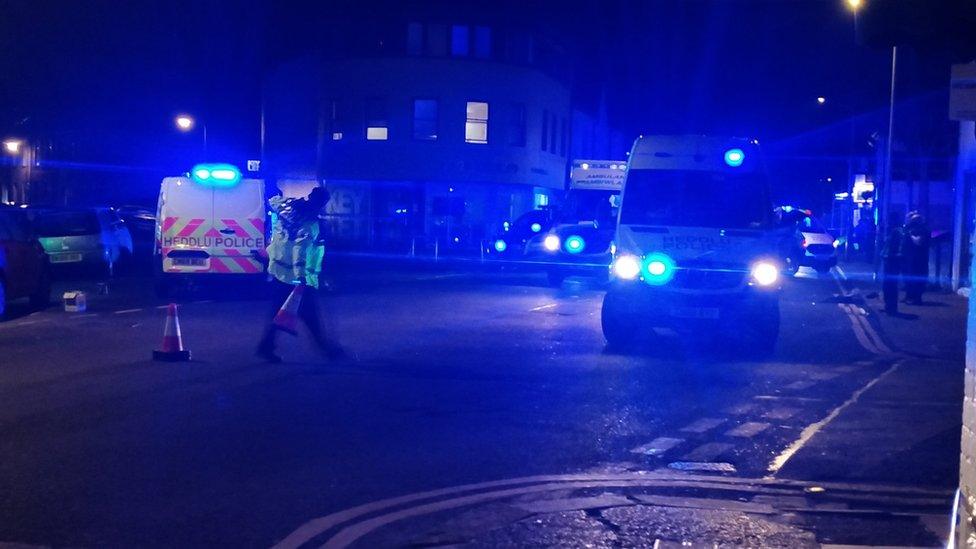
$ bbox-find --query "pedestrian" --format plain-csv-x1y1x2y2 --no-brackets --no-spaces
880,214,905,315
256,186,346,363
902,211,930,305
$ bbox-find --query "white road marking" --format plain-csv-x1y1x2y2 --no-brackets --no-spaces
682,442,734,461
529,303,557,312
785,380,816,391
275,470,952,549
630,437,684,456
725,422,770,438
831,268,895,356
114,308,142,314
763,407,799,420
69,313,98,319
838,303,883,355
679,417,725,433
808,371,840,381
667,461,737,473
723,403,757,415
767,360,903,476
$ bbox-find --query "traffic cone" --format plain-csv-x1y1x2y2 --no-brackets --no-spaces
153,303,192,361
273,284,304,335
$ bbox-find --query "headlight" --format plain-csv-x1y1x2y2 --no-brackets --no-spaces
832,239,840,248
751,261,779,287
494,239,507,253
543,235,560,252
613,255,641,280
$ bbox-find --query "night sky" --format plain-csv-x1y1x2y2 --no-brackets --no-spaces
0,0,973,206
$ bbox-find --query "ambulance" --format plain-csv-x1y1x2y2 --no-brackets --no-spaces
154,164,266,295
602,136,782,354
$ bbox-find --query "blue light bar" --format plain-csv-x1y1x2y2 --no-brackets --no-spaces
191,163,241,187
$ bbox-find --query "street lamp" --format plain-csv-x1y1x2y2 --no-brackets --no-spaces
3,139,22,154
817,96,827,105
846,0,862,10
175,114,207,156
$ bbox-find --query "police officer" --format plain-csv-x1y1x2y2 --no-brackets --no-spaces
256,186,346,362
880,214,905,315
902,211,930,305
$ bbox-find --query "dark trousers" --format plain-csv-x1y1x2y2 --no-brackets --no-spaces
257,280,329,353
882,259,901,313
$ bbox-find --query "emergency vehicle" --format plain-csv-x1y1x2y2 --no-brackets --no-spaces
601,136,781,353
154,164,266,296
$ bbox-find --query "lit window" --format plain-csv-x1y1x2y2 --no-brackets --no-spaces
508,102,526,147
365,98,388,141
451,25,469,56
413,99,438,140
407,23,423,56
366,127,388,140
474,26,491,58
465,101,488,144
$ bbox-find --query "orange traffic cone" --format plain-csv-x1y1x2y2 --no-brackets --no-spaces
153,303,192,361
273,284,304,335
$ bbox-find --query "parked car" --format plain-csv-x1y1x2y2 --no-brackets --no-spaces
0,206,51,319
32,207,134,276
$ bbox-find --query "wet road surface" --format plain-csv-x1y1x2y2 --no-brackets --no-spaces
0,265,964,547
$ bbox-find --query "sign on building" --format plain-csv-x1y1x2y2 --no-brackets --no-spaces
246,160,261,173
570,159,627,191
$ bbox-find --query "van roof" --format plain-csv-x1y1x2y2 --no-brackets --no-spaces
628,135,761,172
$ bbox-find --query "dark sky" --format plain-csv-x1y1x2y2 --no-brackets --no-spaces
0,0,971,201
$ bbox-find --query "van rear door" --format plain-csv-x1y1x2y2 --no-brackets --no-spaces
159,177,214,273
207,179,265,274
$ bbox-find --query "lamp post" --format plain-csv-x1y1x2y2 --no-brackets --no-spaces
175,114,207,157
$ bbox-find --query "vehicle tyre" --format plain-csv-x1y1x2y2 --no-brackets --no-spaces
153,255,172,298
601,290,640,349
547,270,566,287
785,256,800,277
815,264,832,275
29,267,52,309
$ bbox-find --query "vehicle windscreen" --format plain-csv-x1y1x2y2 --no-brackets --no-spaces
34,211,100,237
620,169,771,229
555,190,618,228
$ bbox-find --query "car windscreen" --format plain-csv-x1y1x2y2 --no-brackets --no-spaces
34,211,100,237
620,169,771,229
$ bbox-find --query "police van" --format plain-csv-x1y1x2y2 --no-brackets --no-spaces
602,136,782,353
154,164,266,295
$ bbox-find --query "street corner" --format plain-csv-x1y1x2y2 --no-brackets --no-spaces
275,470,952,549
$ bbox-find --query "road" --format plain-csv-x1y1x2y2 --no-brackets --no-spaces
0,263,965,547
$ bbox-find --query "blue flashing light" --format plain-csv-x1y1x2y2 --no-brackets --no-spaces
724,148,745,167
191,163,241,187
642,253,676,286
565,235,585,254
530,222,542,233
494,239,507,253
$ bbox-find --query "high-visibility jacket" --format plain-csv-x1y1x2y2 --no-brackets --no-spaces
266,196,325,288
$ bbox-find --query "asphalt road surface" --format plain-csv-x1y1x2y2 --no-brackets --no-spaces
0,263,964,547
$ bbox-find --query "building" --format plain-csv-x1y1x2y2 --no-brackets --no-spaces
263,11,579,253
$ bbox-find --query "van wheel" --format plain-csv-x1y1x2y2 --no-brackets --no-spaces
602,290,640,349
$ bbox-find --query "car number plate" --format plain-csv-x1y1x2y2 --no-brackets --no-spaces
669,306,720,320
51,253,82,263
172,257,207,267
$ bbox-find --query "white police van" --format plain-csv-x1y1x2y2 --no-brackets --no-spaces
154,164,266,295
601,136,782,353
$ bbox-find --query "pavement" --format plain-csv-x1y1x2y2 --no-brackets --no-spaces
0,259,967,547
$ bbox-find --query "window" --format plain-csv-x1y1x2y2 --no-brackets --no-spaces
549,112,557,153
407,23,423,55
328,99,343,140
426,24,447,56
465,101,488,144
541,109,549,151
365,98,388,140
474,26,491,58
413,99,438,140
560,117,568,156
451,25,469,56
508,103,526,147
